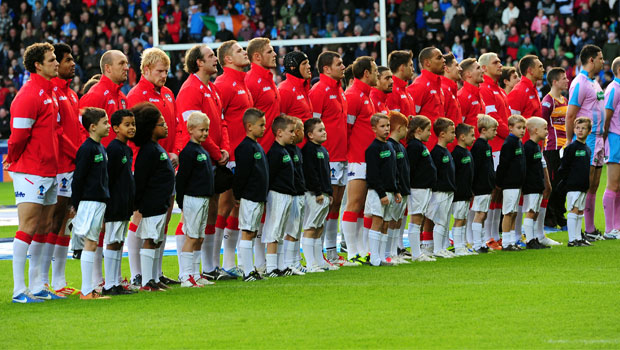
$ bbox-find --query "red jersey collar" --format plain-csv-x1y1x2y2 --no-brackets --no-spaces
392,75,409,90
137,76,166,94
284,73,309,91
51,76,71,90
483,74,499,88
250,63,274,81
462,80,480,94
99,74,122,93
30,73,54,92
420,69,441,85
520,76,536,91
222,66,246,82
319,73,342,89
440,76,458,95
352,78,372,95
371,87,387,102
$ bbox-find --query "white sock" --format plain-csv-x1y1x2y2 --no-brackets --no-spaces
341,219,358,258
379,233,388,262
465,209,475,245
156,244,165,279
515,205,523,237
523,217,535,242
180,252,193,280
510,230,517,245
313,238,324,266
535,206,547,240
266,253,277,273
391,227,400,257
213,226,224,268
491,208,501,241
254,225,266,269
501,231,512,247
472,222,484,250
385,228,395,259
577,215,584,237
192,250,201,279
277,242,285,271
567,213,579,242
126,228,142,281
398,217,406,249
51,243,69,290
80,250,95,295
116,250,123,286
175,234,185,272
283,240,296,269
325,217,338,251
433,225,445,254
361,218,369,256
368,230,382,266
92,246,103,286
294,239,302,266
202,234,215,273
104,249,117,290
408,223,422,257
152,247,161,282
41,239,55,285
238,240,254,277
484,210,493,242
140,248,155,286
302,237,315,268
12,238,30,297
222,228,239,270
28,239,44,294
453,226,465,249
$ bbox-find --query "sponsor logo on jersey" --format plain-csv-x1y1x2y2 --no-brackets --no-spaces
380,150,391,158
442,155,449,163
282,154,291,162
576,150,587,157
317,152,325,159
515,148,522,155
149,98,160,103
15,191,25,198
254,152,262,159
422,149,430,157
486,150,492,157
160,152,168,161
121,156,127,164
396,152,404,159
94,154,104,163
197,154,207,161
533,152,542,159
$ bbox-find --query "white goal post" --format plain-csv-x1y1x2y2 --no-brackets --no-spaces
151,0,388,65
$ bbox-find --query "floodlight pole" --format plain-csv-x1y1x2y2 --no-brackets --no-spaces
379,0,387,66
152,0,159,47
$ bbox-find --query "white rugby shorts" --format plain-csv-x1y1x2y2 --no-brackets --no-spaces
182,195,210,239
56,171,73,198
136,213,167,243
364,189,393,219
502,189,521,215
426,191,454,227
104,221,129,244
472,194,491,213
408,188,432,215
262,191,293,243
347,162,367,182
303,192,330,230
284,195,305,239
10,172,58,205
238,198,265,233
451,200,469,220
566,191,586,211
523,193,542,213
330,161,348,186
73,200,106,242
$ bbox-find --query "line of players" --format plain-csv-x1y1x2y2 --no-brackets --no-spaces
8,38,616,302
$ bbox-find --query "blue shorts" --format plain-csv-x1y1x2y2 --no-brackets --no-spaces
606,132,620,164
586,133,606,167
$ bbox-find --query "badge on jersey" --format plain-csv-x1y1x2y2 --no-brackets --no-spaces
160,152,168,161
396,152,404,159
254,152,262,159
94,154,104,163
380,150,391,158
317,152,325,159
515,148,522,155
533,152,542,159
597,91,604,101
576,150,587,157
442,156,449,163
197,154,207,162
121,156,127,164
422,149,430,157
283,155,291,163
486,150,492,157
461,156,471,164
293,154,299,162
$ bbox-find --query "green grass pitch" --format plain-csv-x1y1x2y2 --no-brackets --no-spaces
0,174,619,348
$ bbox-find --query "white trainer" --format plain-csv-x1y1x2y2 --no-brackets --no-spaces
306,265,325,273
454,247,470,256
540,236,562,246
195,277,215,286
288,266,306,275
413,253,436,262
433,250,454,258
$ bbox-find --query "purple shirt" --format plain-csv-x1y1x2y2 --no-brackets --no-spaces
568,69,605,135
604,77,620,135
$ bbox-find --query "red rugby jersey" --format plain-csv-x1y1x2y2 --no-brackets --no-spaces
479,74,510,152
308,74,348,162
8,73,59,177
245,63,281,153
458,80,486,131
52,77,82,173
370,87,390,115
386,76,415,117
407,69,445,149
345,79,376,163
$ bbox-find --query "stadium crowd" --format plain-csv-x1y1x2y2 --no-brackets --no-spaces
5,0,620,302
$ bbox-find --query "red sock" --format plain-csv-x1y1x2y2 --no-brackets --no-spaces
46,232,58,244
175,222,184,236
205,224,215,235
97,232,104,247
57,235,71,246
363,216,372,229
33,233,47,243
215,215,227,229
129,222,138,232
15,230,32,244
226,216,239,230
541,199,548,208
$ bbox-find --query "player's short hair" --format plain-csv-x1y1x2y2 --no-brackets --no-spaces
110,109,134,127
388,111,408,132
612,57,620,76
418,47,438,67
370,113,389,127
518,55,539,77
508,114,527,127
131,102,163,147
289,115,303,130
83,74,101,94
477,114,498,132
575,117,592,131
24,42,54,73
272,114,295,135
343,65,354,87
217,40,238,65
460,58,477,73
547,67,566,86
443,52,456,68
388,50,413,73
304,118,324,137
478,52,498,68
526,116,547,132
317,51,340,74
407,115,432,142
184,44,205,74
140,47,170,75
242,107,265,129
352,56,374,79
579,44,602,65
187,111,210,129
100,50,124,74
455,123,474,138
378,65,390,76
247,37,271,61
81,107,107,131
499,66,517,89
53,43,71,63
433,117,454,136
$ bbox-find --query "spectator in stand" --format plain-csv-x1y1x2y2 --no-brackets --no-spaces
216,22,235,42
531,9,549,35
517,35,539,60
426,1,443,33
501,1,519,26
603,32,620,64
0,106,9,139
